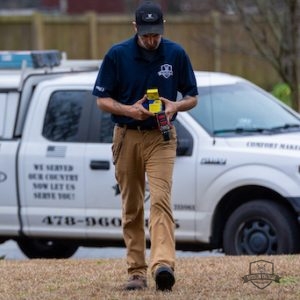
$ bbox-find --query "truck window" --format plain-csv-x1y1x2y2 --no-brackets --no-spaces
0,93,6,137
98,111,114,143
42,90,92,142
87,100,114,144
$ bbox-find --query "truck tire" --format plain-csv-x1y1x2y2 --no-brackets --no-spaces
223,200,300,255
17,238,78,259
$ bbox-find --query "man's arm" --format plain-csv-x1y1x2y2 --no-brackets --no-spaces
97,96,154,121
160,95,198,121
174,95,197,112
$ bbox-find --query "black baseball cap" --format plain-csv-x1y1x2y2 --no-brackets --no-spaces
135,1,164,35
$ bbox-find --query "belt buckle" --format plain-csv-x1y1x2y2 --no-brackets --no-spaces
137,125,142,132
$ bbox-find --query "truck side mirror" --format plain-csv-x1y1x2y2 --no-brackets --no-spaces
177,138,192,156
174,120,193,156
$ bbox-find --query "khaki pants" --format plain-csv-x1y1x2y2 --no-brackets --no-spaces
113,125,177,277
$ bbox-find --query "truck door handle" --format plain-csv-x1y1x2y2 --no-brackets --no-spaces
90,160,110,170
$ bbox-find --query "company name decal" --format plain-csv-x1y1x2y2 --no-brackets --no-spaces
42,215,180,229
247,142,300,151
200,158,227,165
28,164,78,200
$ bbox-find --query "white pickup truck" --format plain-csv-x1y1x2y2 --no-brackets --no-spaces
1,51,300,259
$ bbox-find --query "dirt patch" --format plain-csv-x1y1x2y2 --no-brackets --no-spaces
0,255,299,299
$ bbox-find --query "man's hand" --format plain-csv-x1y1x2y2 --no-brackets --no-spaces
159,97,178,121
128,94,154,120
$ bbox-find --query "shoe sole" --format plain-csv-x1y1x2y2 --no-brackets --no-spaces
155,267,175,291
125,285,146,291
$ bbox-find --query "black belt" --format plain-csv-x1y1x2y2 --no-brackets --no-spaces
116,123,158,130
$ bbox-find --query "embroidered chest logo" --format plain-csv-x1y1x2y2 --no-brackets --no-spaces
158,64,173,79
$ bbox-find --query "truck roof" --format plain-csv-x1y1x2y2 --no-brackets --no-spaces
19,70,243,88
0,67,243,91
194,71,243,86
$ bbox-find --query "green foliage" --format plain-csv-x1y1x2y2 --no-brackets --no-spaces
271,83,292,107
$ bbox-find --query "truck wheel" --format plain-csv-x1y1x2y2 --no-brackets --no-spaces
223,200,300,255
17,238,78,259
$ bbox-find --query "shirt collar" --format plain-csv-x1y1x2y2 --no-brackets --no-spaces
133,34,164,61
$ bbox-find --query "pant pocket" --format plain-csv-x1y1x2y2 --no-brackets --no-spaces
112,126,126,165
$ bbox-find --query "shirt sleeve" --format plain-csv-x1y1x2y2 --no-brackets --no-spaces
178,49,198,97
92,51,117,98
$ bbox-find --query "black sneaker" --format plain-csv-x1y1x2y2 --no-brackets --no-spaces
155,266,175,291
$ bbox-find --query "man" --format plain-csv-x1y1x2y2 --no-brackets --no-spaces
92,0,198,292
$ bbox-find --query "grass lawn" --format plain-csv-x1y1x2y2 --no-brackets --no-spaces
0,255,299,299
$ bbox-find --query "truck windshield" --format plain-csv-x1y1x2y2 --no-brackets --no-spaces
189,82,300,137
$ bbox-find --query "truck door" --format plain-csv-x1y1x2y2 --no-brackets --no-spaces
0,92,20,236
18,86,93,238
172,117,197,241
84,99,123,239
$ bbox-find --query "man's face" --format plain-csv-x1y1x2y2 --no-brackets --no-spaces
138,33,162,51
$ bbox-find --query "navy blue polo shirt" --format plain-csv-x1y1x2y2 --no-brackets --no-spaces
92,34,198,126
